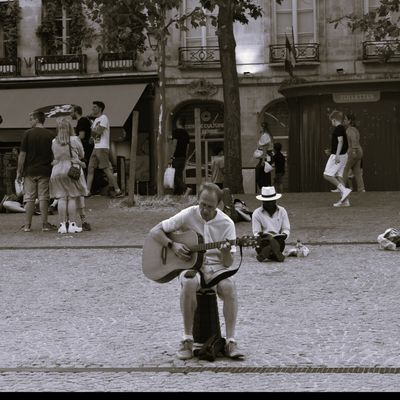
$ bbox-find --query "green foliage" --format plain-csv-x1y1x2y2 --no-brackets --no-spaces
85,0,148,53
36,0,94,55
0,0,21,58
329,0,400,41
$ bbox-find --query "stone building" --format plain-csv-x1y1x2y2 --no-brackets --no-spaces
1,0,399,197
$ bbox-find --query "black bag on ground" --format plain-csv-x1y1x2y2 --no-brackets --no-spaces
197,334,226,361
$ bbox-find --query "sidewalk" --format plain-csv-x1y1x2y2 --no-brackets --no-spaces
0,191,399,248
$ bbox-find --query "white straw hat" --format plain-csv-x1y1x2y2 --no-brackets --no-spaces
256,186,282,201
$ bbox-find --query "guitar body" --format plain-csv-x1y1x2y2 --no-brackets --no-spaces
142,231,204,283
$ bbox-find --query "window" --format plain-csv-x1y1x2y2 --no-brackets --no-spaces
273,0,317,44
363,0,399,40
42,3,72,55
182,0,218,47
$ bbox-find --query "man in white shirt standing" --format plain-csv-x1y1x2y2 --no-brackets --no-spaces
86,101,123,198
251,186,290,262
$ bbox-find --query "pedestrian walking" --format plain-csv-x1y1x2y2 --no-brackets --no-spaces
16,111,57,232
342,112,365,193
85,101,123,198
251,186,290,262
170,118,191,196
323,110,352,207
148,182,244,360
49,118,88,234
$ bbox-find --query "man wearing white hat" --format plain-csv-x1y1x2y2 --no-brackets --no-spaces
252,186,291,262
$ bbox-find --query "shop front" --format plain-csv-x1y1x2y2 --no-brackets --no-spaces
280,79,400,192
0,77,156,197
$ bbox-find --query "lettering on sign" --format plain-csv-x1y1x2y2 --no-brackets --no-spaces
333,92,380,103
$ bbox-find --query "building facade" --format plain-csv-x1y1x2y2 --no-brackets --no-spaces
1,0,399,197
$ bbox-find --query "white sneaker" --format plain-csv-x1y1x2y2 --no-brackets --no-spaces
58,222,67,234
333,199,350,207
67,222,82,233
340,188,352,202
330,188,340,192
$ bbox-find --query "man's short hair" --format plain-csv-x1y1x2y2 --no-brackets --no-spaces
329,110,343,123
73,105,83,115
31,111,45,124
198,182,223,204
93,101,105,112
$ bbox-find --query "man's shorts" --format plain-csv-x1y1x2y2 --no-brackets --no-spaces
323,154,348,177
88,148,113,170
23,175,50,202
178,269,217,293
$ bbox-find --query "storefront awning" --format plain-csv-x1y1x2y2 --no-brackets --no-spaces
0,83,147,129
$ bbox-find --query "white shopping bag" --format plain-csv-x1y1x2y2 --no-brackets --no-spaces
163,165,175,189
15,179,24,197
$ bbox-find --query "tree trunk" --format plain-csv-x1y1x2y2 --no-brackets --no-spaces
217,1,244,194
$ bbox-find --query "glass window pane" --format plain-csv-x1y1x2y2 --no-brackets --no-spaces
276,0,292,11
298,11,313,35
277,13,292,36
298,0,313,10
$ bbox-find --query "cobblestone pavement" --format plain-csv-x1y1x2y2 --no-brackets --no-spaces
1,191,399,391
0,243,399,391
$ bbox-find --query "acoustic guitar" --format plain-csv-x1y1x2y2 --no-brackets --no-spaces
142,230,260,288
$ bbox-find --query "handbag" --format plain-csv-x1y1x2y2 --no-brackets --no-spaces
67,140,81,181
14,179,24,197
163,165,175,189
263,161,273,173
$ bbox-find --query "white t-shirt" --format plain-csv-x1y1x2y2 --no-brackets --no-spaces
92,114,110,149
162,205,236,266
251,205,290,239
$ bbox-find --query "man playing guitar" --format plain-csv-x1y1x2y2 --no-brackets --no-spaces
149,182,244,360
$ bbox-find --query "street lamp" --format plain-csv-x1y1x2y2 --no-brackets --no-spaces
147,31,159,51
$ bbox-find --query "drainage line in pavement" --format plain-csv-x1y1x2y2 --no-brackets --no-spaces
0,366,399,374
0,242,378,251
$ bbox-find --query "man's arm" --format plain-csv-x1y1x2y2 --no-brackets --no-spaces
335,136,343,163
16,151,26,182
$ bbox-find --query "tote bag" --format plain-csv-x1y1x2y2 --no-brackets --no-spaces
163,165,175,189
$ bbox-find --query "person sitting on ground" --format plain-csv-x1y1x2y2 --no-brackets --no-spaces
221,188,252,223
251,186,290,262
149,182,244,360
0,193,40,214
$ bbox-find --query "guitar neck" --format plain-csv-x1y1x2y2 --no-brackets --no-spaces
192,239,238,252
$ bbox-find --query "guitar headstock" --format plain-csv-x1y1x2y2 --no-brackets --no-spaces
237,235,260,248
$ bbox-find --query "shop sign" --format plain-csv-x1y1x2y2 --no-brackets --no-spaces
333,91,380,103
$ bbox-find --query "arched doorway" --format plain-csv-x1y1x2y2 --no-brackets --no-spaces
172,101,224,193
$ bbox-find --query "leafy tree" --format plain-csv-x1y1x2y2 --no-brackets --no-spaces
329,0,400,61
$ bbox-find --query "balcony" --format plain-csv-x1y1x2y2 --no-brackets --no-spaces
269,43,320,64
35,54,87,75
363,40,400,62
0,57,21,77
98,52,136,73
179,46,220,68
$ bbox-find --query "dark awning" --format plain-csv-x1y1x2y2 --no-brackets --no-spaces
0,83,147,129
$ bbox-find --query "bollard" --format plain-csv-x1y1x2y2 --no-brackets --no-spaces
192,290,221,354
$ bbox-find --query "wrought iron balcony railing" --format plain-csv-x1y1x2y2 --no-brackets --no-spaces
363,40,400,62
35,54,87,75
269,43,320,64
179,46,220,68
0,57,21,77
98,52,136,73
